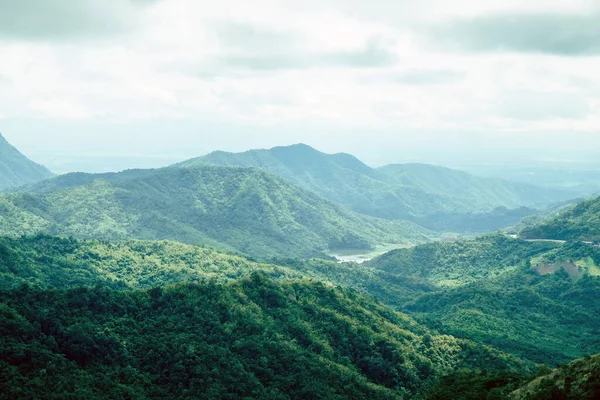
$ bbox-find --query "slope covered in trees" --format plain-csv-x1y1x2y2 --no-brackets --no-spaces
0,166,430,259
0,133,53,190
369,236,600,364
521,196,600,242
0,274,530,399
173,144,570,230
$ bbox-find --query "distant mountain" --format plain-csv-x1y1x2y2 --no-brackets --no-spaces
0,132,53,189
173,144,572,231
0,166,430,259
521,196,600,242
378,163,567,211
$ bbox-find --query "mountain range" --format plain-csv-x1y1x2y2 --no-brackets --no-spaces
0,166,430,259
3,133,600,398
174,144,573,232
0,133,54,190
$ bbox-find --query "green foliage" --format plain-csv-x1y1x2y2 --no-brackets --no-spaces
0,133,54,190
368,235,600,364
369,234,559,287
0,276,528,399
0,166,431,259
521,196,600,241
424,369,528,400
173,144,568,231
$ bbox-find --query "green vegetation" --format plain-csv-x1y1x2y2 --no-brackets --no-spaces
511,353,600,399
425,353,600,399
0,133,54,190
174,144,569,231
0,166,430,259
368,235,600,364
368,235,559,288
521,196,600,241
0,274,530,399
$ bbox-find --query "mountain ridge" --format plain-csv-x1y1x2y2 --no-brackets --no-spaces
0,132,54,190
173,144,573,229
0,165,431,259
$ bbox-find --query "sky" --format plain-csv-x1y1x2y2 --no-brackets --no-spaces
0,0,599,173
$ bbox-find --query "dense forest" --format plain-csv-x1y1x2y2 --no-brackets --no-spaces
0,166,430,259
0,274,531,399
521,197,600,242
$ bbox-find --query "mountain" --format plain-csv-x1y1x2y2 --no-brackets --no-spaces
368,235,600,365
0,277,531,399
0,234,532,399
173,144,572,231
521,196,600,242
0,132,53,190
378,163,566,211
0,166,430,259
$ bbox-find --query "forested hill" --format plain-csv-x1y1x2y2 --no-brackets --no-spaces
0,166,430,259
368,235,600,365
173,144,571,223
521,196,600,241
510,353,600,399
0,133,53,190
0,272,530,399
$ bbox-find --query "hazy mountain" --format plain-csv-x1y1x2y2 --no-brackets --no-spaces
0,132,53,190
0,166,430,259
521,196,600,242
378,163,567,210
174,144,572,230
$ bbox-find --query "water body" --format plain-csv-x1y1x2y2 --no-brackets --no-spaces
329,244,413,264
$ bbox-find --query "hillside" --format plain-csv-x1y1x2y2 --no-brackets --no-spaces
173,145,571,230
510,353,600,399
0,166,430,259
0,270,531,399
521,196,600,241
0,133,53,190
369,236,600,364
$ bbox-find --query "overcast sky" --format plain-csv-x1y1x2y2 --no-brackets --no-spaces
0,0,599,173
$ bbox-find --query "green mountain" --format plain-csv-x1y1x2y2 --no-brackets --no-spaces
0,166,430,259
521,196,600,241
424,352,600,400
0,132,53,190
0,235,532,399
173,144,570,229
510,353,600,399
368,235,600,365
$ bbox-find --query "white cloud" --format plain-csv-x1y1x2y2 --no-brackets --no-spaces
0,0,599,171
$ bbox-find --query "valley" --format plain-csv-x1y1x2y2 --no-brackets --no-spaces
1,134,600,399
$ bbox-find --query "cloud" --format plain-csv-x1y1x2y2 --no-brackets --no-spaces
0,0,158,40
210,37,397,72
497,90,591,121
429,11,600,56
393,69,464,85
